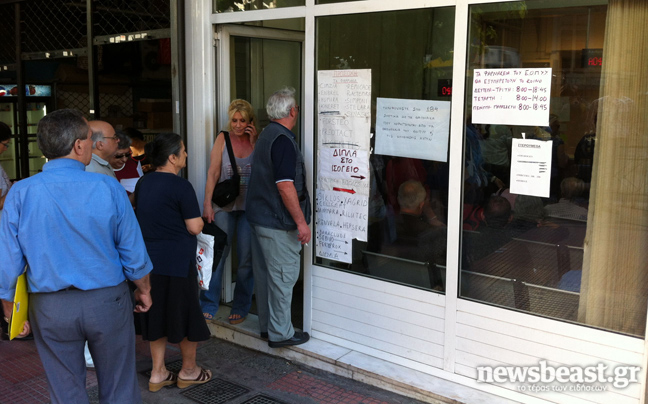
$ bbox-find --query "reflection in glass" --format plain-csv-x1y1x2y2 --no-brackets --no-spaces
315,8,455,293
460,0,648,337
228,36,302,139
214,0,303,13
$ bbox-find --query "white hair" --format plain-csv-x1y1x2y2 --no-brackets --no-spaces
266,87,296,120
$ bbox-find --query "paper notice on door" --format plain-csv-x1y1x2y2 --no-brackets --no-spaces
471,68,551,127
510,138,552,198
375,97,450,162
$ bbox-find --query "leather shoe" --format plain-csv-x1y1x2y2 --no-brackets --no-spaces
268,331,310,348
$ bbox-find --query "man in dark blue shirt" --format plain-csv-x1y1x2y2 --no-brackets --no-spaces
246,87,311,348
0,109,153,403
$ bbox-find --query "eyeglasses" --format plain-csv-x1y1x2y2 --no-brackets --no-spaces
0,141,10,148
115,152,132,159
103,136,119,142
294,105,301,113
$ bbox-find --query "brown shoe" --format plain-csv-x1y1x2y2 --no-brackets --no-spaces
177,367,212,389
149,372,177,392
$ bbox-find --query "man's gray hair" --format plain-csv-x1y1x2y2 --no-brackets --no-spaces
115,130,132,149
266,87,296,120
91,125,105,149
37,109,89,159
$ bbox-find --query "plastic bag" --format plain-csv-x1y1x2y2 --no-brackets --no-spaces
196,233,214,290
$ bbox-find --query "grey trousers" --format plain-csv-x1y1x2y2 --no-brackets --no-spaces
29,281,141,404
251,225,302,342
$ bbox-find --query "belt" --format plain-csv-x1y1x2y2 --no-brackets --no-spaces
58,285,80,292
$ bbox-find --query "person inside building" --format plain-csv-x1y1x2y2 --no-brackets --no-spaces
465,197,518,263
200,99,259,324
381,180,445,289
126,127,152,173
480,124,512,185
86,120,119,178
110,130,143,195
246,87,311,348
135,132,212,391
574,112,597,184
0,109,152,403
544,177,589,222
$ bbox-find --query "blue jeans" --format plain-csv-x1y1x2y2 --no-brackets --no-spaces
200,210,256,317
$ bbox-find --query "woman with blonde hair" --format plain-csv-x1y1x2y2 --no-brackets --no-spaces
200,99,261,324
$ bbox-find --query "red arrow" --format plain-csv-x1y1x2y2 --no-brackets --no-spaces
350,175,366,180
333,187,356,194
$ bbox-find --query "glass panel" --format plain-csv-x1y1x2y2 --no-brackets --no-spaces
460,0,648,337
214,0,304,13
317,0,364,3
229,36,302,139
222,33,303,328
315,7,455,292
0,103,17,179
26,103,47,176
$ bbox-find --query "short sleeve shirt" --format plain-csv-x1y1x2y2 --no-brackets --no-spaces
271,135,296,183
136,172,201,277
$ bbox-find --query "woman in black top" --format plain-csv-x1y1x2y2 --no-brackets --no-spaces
136,133,212,391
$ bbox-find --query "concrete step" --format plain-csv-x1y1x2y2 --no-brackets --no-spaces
206,306,519,404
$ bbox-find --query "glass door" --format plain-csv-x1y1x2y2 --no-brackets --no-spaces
0,102,17,179
215,24,304,310
26,102,47,176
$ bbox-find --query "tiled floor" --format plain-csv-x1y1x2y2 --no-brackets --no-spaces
1,333,424,404
268,372,389,404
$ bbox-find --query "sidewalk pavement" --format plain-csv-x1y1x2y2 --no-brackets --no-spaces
0,332,427,404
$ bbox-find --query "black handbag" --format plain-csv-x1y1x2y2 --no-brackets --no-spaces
211,131,240,207
201,219,228,269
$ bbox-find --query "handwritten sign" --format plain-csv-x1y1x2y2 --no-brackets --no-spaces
315,189,368,243
471,68,552,126
318,148,369,183
316,69,372,261
318,115,370,150
375,98,450,162
318,70,371,118
510,138,552,198
315,226,352,264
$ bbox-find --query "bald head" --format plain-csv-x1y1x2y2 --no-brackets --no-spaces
88,120,118,159
398,180,426,214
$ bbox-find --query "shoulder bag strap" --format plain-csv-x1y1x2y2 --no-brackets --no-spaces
222,131,240,181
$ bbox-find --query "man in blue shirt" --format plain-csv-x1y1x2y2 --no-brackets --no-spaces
246,87,311,348
0,109,153,404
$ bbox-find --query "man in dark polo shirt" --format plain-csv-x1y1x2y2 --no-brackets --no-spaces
246,87,311,348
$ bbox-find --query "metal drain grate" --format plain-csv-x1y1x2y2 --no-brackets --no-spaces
181,378,249,404
140,359,183,377
241,394,289,404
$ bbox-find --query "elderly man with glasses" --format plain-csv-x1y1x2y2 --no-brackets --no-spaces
86,120,120,178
